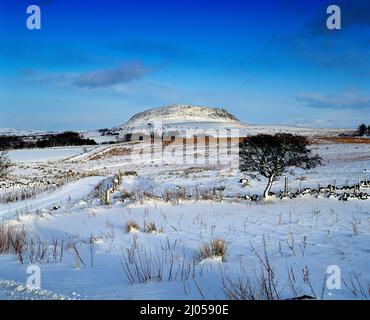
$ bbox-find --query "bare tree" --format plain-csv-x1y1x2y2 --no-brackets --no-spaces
0,151,12,179
239,134,321,199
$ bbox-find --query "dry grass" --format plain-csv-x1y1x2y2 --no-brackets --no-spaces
197,239,228,262
0,223,27,262
162,189,188,204
312,137,370,144
88,147,132,160
144,221,162,234
0,222,64,264
125,220,140,233
0,186,58,204
121,189,159,203
222,245,280,300
343,272,370,299
121,243,196,284
222,239,328,300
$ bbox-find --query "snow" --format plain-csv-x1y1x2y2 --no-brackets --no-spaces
0,279,72,300
7,147,96,163
0,128,46,136
0,176,104,219
0,195,368,299
0,122,369,300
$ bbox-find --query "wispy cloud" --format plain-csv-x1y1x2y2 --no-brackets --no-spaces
72,62,152,88
68,62,151,88
296,89,370,109
16,61,153,89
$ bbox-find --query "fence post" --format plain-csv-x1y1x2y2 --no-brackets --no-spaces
105,189,111,205
284,177,288,196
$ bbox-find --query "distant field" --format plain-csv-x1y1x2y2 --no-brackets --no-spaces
313,137,370,144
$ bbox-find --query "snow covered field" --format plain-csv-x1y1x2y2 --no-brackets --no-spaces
0,141,369,300
8,147,97,163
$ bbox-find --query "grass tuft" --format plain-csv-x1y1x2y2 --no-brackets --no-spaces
197,238,227,262
125,220,140,233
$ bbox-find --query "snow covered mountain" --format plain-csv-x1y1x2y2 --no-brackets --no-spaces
119,104,241,127
81,104,352,142
89,104,246,140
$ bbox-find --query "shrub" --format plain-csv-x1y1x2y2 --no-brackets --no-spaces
0,151,12,179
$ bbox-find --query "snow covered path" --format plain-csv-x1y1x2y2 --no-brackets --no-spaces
0,176,104,219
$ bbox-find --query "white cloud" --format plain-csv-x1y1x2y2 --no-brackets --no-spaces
296,89,370,109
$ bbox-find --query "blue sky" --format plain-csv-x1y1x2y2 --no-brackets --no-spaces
1,0,370,130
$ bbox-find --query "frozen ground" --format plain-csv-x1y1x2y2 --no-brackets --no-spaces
0,141,369,300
